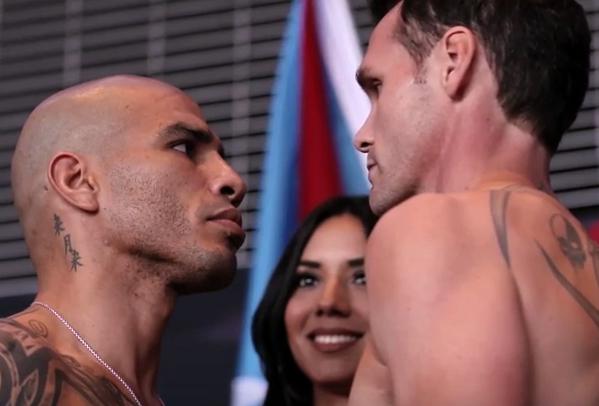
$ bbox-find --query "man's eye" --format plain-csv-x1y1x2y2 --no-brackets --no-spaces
172,142,193,156
353,270,366,285
297,273,318,288
371,80,382,95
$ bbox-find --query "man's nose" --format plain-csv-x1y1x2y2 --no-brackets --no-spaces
353,116,374,154
212,158,247,207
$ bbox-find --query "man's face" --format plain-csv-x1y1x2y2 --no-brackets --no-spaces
355,5,445,215
99,83,246,293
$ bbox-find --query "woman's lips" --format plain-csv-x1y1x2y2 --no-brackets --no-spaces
308,330,364,353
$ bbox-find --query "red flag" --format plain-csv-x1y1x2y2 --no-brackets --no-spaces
298,0,342,219
589,221,599,244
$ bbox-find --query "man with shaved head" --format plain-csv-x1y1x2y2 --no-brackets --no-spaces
349,0,598,405
3,75,246,404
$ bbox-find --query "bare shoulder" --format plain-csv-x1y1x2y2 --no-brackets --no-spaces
0,315,134,405
366,189,599,404
367,192,507,276
369,187,576,261
371,191,498,237
365,192,535,404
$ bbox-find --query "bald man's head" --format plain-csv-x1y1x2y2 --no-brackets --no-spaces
11,75,195,272
12,75,184,217
12,75,245,293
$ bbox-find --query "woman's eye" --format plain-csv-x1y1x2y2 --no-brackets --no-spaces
297,273,318,288
353,270,366,285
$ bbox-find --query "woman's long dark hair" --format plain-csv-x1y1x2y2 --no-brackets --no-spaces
251,196,377,406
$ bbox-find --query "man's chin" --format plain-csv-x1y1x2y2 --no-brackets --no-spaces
370,185,416,215
369,192,392,216
171,252,237,294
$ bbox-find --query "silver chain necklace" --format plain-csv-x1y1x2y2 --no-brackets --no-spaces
32,301,148,406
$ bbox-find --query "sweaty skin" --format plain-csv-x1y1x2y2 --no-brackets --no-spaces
349,3,598,405
6,75,246,405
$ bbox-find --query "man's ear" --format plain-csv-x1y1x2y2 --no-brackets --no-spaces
47,152,99,213
438,26,477,100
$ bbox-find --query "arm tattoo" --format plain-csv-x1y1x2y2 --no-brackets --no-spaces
53,214,83,272
490,190,512,269
0,318,135,405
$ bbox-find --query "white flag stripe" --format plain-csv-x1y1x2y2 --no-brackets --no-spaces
315,0,370,177
231,377,268,406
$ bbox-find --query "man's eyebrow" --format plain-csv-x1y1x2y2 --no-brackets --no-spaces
348,258,365,267
160,122,215,142
298,260,320,269
160,123,226,157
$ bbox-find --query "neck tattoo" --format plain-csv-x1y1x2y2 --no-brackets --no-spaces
32,301,162,406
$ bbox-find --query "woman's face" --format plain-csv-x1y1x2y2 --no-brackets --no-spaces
284,214,369,389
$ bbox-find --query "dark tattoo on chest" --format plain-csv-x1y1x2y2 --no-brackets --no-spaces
53,214,83,271
490,190,512,269
0,318,134,405
28,320,48,338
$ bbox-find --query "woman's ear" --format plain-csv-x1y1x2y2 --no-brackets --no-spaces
47,152,99,213
437,26,477,100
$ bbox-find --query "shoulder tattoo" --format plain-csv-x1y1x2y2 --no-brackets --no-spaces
490,190,512,269
489,192,599,330
0,318,135,405
536,215,599,330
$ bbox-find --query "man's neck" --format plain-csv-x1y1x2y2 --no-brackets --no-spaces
34,257,176,404
421,116,551,195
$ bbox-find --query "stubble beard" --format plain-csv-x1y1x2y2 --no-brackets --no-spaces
106,171,238,295
124,221,238,294
168,247,237,294
370,176,418,216
370,146,422,216
370,73,441,215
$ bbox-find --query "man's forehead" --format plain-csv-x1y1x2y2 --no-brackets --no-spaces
361,23,394,68
372,3,402,45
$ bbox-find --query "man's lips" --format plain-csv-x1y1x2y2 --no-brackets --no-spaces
209,208,242,227
367,161,377,184
366,158,377,172
307,328,365,353
207,208,245,247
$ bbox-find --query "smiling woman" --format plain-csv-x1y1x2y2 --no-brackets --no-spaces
252,196,377,406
